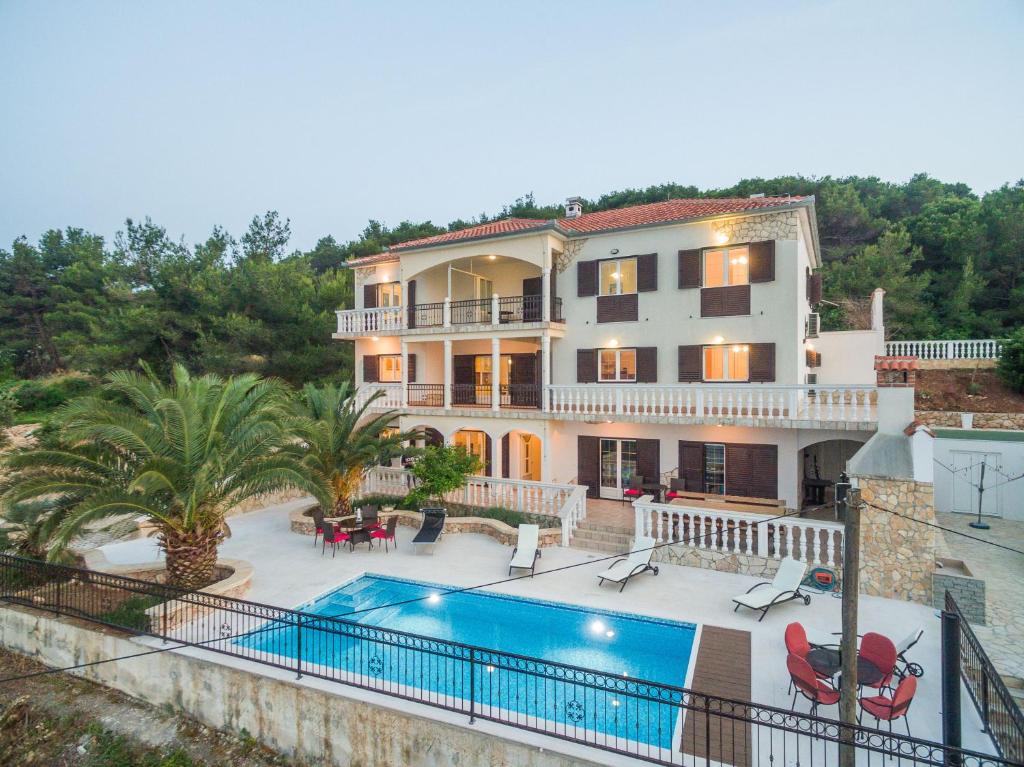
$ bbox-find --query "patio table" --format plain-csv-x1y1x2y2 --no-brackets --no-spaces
807,648,884,687
642,483,667,502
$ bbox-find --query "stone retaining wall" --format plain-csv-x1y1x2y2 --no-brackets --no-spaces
933,561,986,625
0,606,600,767
653,546,780,579
916,411,1024,430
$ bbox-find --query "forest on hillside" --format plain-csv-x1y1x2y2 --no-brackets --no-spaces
1,174,1022,388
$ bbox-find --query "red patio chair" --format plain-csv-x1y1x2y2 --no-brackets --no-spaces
310,507,327,547
622,475,644,505
665,477,686,501
859,676,917,735
787,653,839,716
859,632,898,693
321,523,350,558
370,516,398,552
785,623,835,693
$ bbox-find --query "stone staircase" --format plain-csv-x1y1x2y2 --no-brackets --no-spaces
569,520,635,554
1004,675,1024,713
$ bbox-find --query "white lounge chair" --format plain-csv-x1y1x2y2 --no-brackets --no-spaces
596,536,659,592
732,557,810,621
508,524,541,576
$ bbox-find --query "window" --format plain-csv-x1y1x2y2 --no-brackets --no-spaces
376,282,402,307
703,344,749,382
599,258,637,296
598,348,637,382
378,355,402,382
702,246,749,288
704,443,726,495
452,430,488,464
474,356,511,386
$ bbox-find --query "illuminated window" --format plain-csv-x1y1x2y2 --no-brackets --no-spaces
452,430,488,465
704,444,726,495
378,355,402,382
598,348,637,382
702,247,749,288
599,258,637,296
376,282,402,307
703,344,749,382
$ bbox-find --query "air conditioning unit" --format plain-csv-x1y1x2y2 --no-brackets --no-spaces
806,312,820,339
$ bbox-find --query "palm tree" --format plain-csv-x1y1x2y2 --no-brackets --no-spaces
0,365,330,589
289,382,410,516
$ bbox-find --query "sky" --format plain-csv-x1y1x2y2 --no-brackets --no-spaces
1,1,1022,253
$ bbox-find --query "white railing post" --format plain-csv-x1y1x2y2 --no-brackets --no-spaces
443,297,451,328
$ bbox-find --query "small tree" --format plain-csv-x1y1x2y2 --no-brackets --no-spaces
406,445,482,508
997,329,1024,394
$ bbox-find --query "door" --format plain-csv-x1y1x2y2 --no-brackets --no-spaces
951,451,1003,517
599,438,638,499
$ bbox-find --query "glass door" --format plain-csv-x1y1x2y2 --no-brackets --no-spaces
599,439,638,499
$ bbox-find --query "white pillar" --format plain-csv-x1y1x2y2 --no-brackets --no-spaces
541,333,551,412
402,280,410,329
443,340,452,410
870,288,885,332
541,267,551,322
400,340,409,407
491,432,502,478
491,293,500,326
491,337,501,411
443,296,451,328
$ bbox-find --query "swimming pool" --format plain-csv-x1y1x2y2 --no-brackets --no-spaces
236,575,698,748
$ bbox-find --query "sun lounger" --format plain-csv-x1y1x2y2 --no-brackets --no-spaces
732,557,809,621
412,508,446,554
508,524,541,576
895,628,925,678
596,536,659,592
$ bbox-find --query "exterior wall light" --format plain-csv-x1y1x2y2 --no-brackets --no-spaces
712,335,724,344
715,231,729,245
608,339,619,347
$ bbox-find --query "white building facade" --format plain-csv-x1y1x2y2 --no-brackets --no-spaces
337,196,886,513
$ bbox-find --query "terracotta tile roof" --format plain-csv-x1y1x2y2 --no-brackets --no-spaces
390,218,550,251
558,196,808,233
874,355,920,371
345,251,399,268
904,420,935,438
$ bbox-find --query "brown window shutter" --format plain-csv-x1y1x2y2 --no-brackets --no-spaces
678,249,701,289
484,434,492,476
636,347,658,383
501,434,510,478
596,293,638,323
577,260,598,297
362,354,379,383
636,438,661,483
724,284,751,315
406,279,417,328
748,241,775,283
363,283,378,309
636,253,658,292
577,436,600,498
725,444,753,498
576,349,597,383
678,345,702,382
808,272,822,305
749,444,779,500
678,441,704,493
749,343,776,382
407,353,417,383
700,287,723,317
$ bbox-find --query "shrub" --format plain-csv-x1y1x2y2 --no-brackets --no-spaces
406,445,482,508
997,329,1024,394
9,372,97,415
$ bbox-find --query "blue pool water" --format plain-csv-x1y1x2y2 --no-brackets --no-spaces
236,575,697,748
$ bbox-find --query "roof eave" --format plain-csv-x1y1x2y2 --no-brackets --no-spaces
387,222,567,255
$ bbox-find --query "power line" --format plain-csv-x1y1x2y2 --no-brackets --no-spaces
862,500,1024,556
0,504,808,685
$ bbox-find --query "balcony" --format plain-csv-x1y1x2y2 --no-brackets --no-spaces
357,382,878,429
334,295,564,338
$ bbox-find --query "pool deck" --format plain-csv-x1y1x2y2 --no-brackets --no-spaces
97,498,995,758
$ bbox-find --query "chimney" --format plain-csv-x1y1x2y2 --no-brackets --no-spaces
874,356,918,435
564,196,583,219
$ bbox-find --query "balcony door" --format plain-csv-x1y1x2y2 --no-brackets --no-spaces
599,438,638,500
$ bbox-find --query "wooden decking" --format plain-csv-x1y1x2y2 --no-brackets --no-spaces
681,625,753,767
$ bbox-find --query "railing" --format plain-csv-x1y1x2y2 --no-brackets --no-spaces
411,302,444,328
335,306,405,334
358,468,583,545
548,384,878,423
450,298,492,325
0,555,1011,767
451,383,491,406
886,339,1003,360
634,497,845,567
354,383,403,410
947,591,1024,763
499,383,542,408
407,383,444,408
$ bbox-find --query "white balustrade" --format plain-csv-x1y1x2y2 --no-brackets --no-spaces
354,384,403,410
885,339,1003,360
546,384,876,424
335,306,405,335
634,498,844,567
357,467,584,545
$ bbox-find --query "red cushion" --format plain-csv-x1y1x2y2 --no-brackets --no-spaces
623,489,641,497
370,530,391,539
665,491,680,499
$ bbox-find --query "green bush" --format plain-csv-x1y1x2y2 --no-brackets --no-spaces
8,372,97,416
997,329,1024,394
352,493,413,510
98,594,162,632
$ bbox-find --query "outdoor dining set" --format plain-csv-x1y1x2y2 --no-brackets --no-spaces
785,621,925,734
309,505,398,556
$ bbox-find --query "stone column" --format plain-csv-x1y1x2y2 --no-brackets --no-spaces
491,337,501,411
491,432,502,478
541,266,551,322
541,333,551,412
443,340,452,410
400,340,409,407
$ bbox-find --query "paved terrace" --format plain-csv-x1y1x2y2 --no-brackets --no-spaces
96,499,995,759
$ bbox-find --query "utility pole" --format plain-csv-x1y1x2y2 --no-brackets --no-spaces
970,461,990,530
837,474,860,767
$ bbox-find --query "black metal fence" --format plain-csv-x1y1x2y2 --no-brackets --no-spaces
407,383,444,407
415,295,563,327
0,554,1017,767
946,591,1024,763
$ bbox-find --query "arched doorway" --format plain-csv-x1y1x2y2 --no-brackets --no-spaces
499,429,542,481
800,439,864,510
451,428,492,475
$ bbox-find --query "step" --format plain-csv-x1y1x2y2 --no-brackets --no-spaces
569,538,634,555
570,528,634,545
575,520,636,535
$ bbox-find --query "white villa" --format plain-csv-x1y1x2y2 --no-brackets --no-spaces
338,195,891,517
